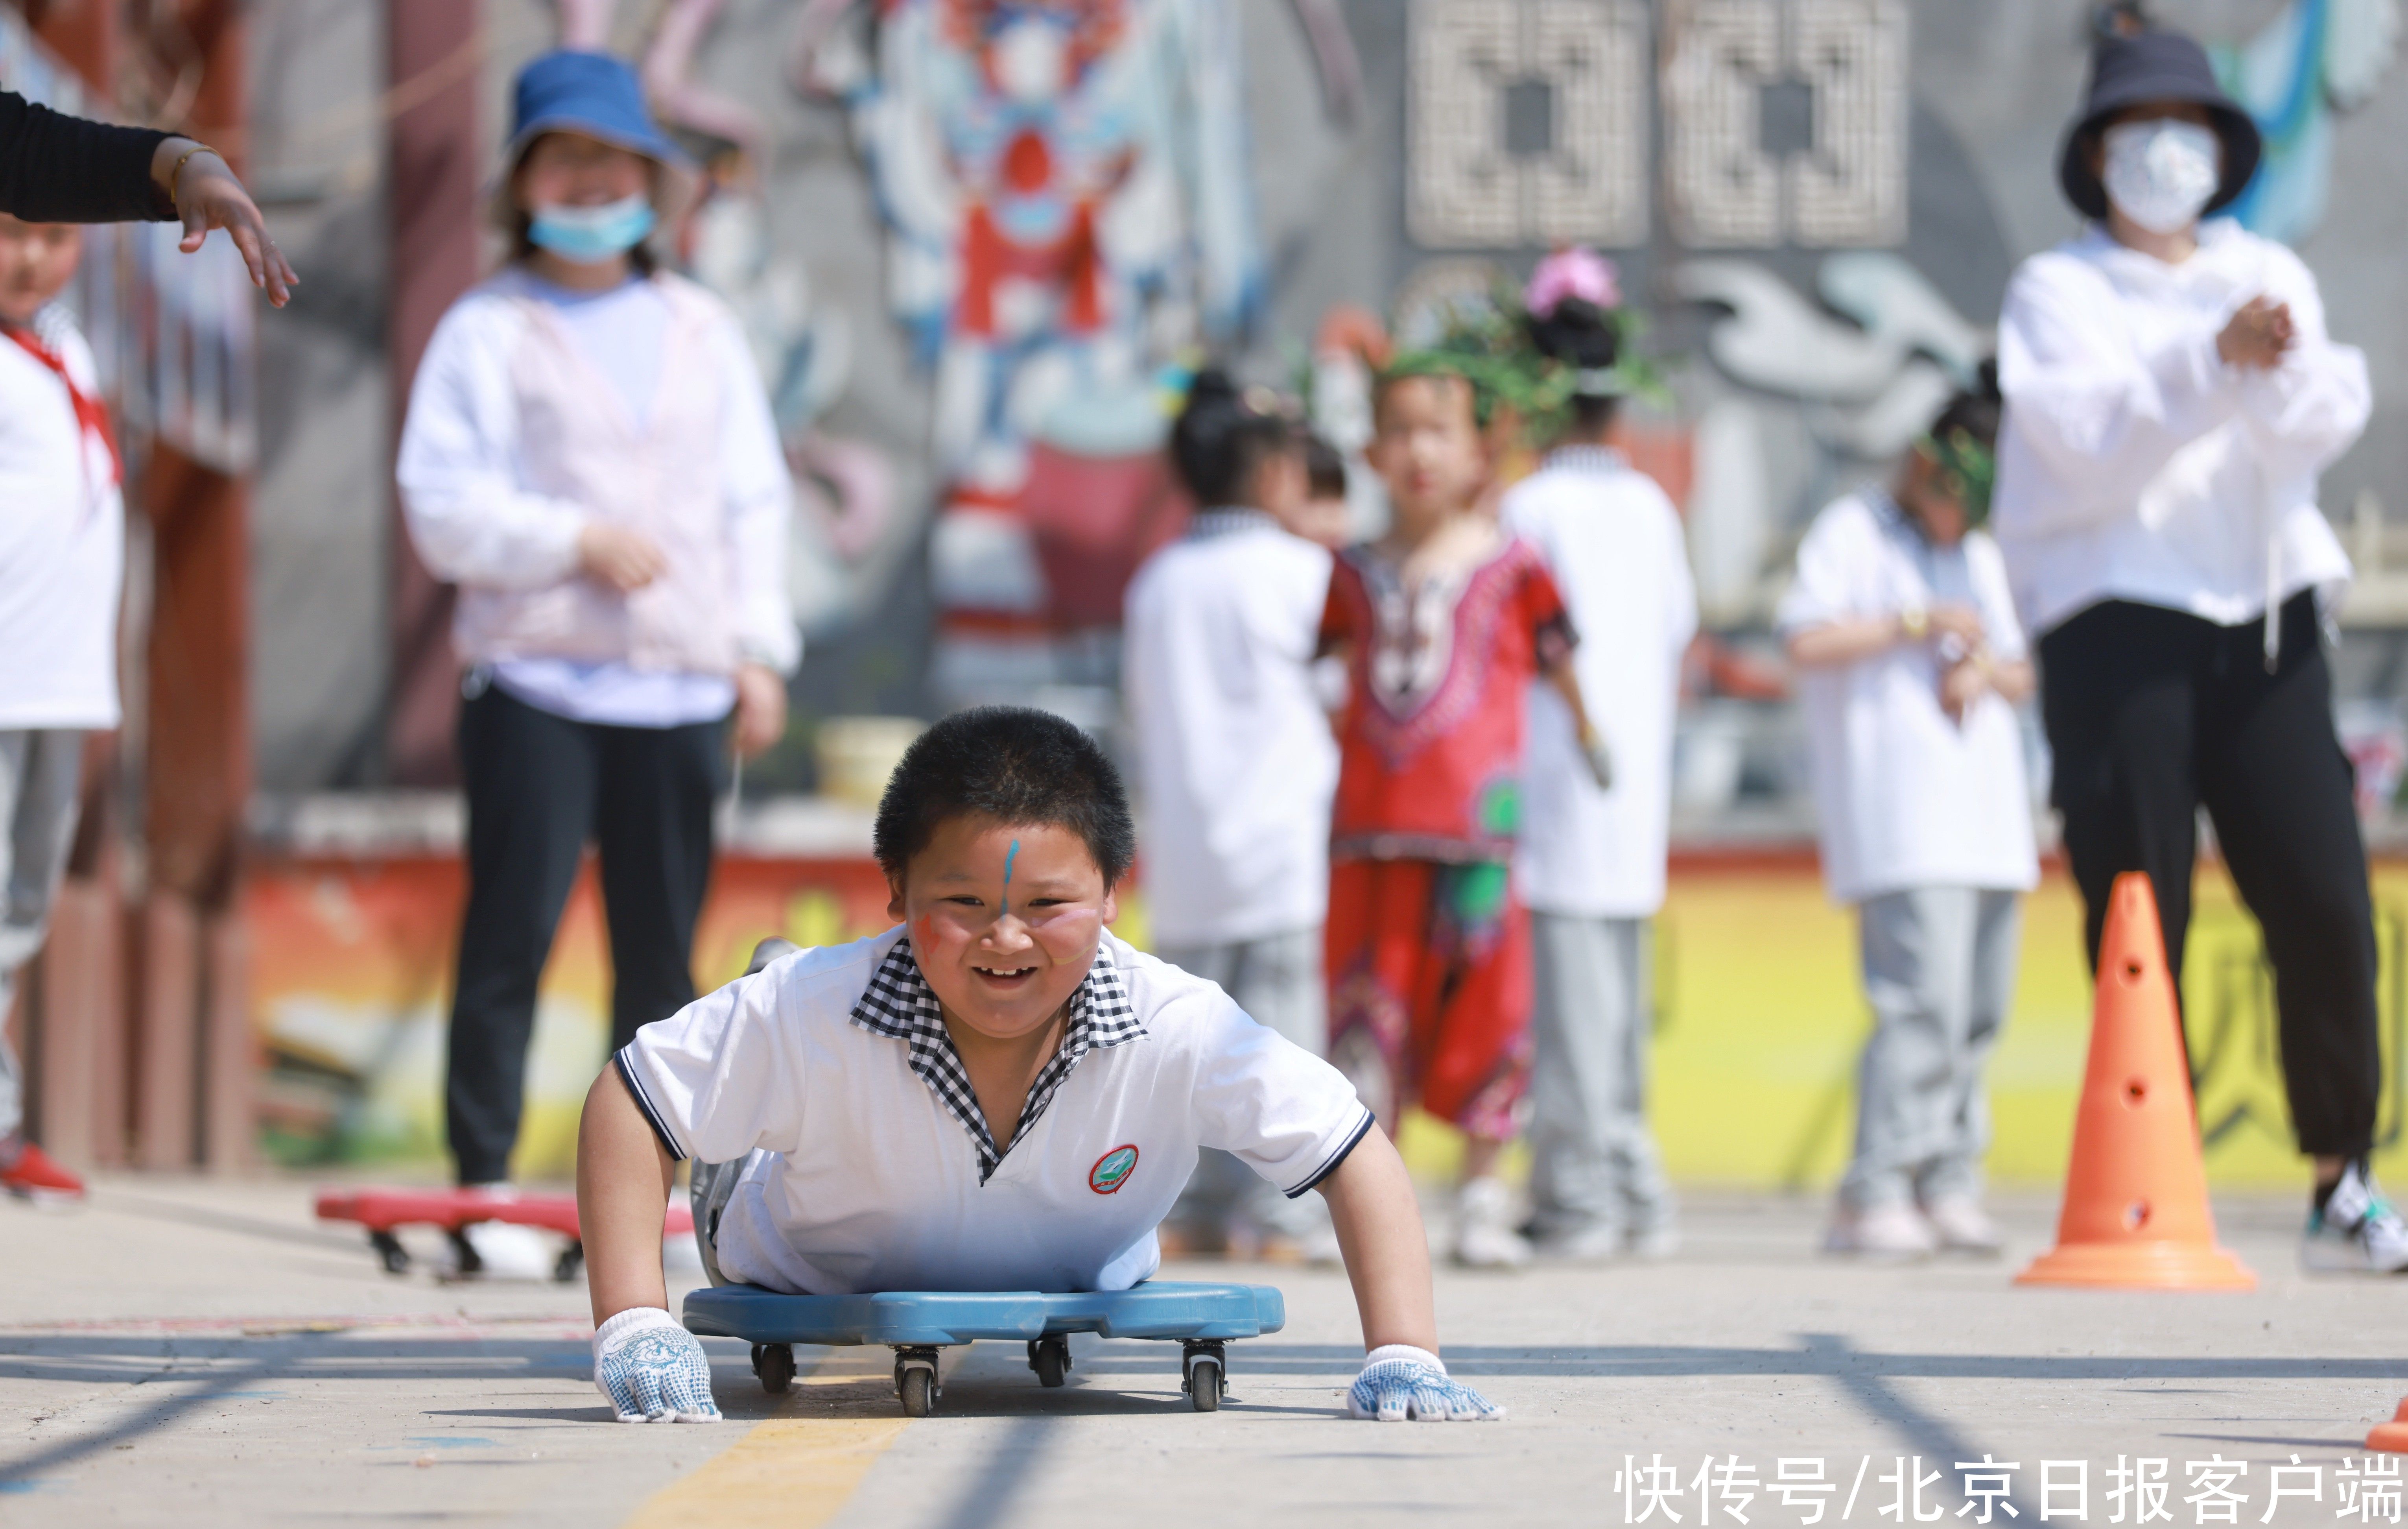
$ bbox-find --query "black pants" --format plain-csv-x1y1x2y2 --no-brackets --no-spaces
446,684,725,1185
2039,594,2379,1159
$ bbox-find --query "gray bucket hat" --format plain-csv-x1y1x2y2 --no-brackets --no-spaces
2058,30,2262,221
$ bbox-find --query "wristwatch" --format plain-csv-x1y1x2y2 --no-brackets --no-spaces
1898,606,1929,642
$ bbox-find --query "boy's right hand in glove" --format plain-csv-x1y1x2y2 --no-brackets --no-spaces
594,1306,722,1423
1346,1344,1506,1422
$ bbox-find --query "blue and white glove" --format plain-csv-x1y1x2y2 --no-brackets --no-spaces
1346,1344,1505,1422
594,1307,722,1424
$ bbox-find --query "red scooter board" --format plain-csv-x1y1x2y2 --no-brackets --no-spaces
315,1188,695,1280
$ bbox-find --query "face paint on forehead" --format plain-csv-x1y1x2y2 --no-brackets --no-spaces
1002,838,1020,916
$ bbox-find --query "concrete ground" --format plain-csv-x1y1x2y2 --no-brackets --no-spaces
4,1176,2404,1527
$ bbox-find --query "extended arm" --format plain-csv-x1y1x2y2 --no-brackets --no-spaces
575,1065,721,1423
1318,1127,1504,1421
578,1066,677,1325
0,89,169,223
1318,1126,1437,1352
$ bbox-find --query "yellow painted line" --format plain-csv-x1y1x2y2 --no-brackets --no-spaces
622,1416,910,1529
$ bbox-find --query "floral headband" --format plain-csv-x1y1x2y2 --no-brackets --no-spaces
1918,427,1997,527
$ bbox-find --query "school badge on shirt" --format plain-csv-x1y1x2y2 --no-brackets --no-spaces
1088,1145,1139,1195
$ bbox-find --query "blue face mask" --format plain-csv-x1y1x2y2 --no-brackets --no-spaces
527,192,656,262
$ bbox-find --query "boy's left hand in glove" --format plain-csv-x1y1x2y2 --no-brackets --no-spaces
594,1306,722,1423
1346,1344,1505,1422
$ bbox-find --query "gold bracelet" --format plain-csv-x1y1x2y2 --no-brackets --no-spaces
166,142,220,203
1899,606,1929,641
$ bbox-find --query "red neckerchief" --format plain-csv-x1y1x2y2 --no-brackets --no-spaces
4,322,122,493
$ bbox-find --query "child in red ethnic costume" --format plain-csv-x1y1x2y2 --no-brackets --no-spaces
1320,365,1610,1269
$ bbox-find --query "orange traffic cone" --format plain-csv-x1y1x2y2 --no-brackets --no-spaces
2016,872,2254,1290
2367,1400,2408,1453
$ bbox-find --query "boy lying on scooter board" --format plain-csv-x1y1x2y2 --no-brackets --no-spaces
577,705,1503,1424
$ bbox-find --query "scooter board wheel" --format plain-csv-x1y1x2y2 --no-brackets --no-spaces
753,1342,796,1395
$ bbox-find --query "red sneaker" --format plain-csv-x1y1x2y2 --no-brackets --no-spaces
1,1139,86,1200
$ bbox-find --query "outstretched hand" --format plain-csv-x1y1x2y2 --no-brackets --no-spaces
593,1307,721,1424
155,140,298,307
1346,1344,1505,1423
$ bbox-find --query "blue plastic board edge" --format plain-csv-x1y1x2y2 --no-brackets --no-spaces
684,1281,1287,1346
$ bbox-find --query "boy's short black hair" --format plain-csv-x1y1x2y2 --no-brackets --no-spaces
874,706,1137,887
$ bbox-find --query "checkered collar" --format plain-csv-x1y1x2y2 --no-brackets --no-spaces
1543,445,1628,477
1187,506,1281,541
849,934,1144,1182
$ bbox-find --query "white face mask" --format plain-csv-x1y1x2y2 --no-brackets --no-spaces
2100,118,2221,235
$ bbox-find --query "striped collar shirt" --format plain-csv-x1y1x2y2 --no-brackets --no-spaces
848,936,1144,1182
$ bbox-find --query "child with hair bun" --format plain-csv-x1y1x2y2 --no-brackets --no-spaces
1124,368,1341,1259
1501,248,1698,1262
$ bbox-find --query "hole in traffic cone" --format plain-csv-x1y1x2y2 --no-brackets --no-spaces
2016,873,2255,1290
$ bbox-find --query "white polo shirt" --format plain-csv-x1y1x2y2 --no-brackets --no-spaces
1776,491,2038,905
1503,449,1698,918
616,926,1372,1296
1123,509,1338,945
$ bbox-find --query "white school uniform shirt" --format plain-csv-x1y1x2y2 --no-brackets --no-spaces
1122,509,1337,945
1503,448,1698,918
1776,491,2038,905
1994,219,2370,638
616,926,1372,1296
0,308,123,730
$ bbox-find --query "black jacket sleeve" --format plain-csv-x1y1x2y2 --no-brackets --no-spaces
0,89,175,223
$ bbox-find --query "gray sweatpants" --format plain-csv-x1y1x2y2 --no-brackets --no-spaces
1155,927,1329,1241
1840,886,2022,1211
0,730,86,1143
1527,913,1674,1240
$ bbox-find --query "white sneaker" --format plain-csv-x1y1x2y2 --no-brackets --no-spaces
1824,1202,1936,1261
1531,1220,1624,1264
1921,1196,2002,1257
2303,1161,2408,1274
1453,1178,1533,1269
441,1219,559,1281
1625,1223,1680,1261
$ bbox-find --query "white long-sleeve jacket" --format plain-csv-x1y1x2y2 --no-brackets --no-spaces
1993,220,2370,637
397,268,799,678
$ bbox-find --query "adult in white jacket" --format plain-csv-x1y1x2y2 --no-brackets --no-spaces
397,51,797,1263
1501,251,1698,1261
1993,30,2393,1270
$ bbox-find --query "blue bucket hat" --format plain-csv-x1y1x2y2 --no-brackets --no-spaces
489,49,697,229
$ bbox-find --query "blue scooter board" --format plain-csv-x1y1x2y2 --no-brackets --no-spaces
683,1281,1286,1415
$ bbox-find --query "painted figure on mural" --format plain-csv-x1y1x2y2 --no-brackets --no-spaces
792,0,1360,685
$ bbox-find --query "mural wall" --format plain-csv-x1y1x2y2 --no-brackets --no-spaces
440,0,2398,817
215,0,2408,1180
